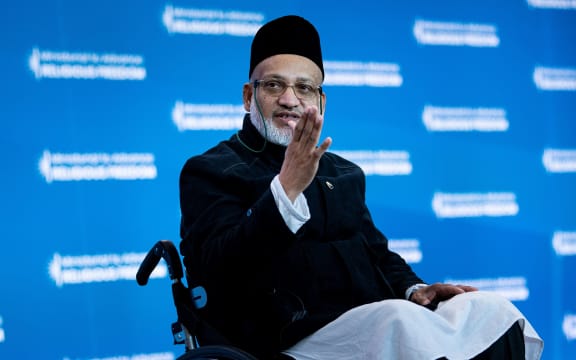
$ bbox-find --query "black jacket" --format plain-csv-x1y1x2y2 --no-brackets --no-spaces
179,114,424,358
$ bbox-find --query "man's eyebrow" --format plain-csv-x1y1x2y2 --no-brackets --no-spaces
295,77,316,84
259,74,319,85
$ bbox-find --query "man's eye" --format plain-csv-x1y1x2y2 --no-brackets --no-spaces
296,84,314,93
265,80,283,89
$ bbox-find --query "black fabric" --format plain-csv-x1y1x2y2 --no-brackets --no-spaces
179,115,423,358
435,321,526,360
471,321,526,360
249,15,324,79
273,354,295,360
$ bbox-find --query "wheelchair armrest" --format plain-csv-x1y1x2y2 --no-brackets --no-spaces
137,240,184,285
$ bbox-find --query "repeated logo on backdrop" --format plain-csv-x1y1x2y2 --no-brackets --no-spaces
333,150,413,176
172,102,245,131
324,61,403,87
162,6,263,36
28,48,146,81
389,239,423,264
527,0,576,10
533,66,576,91
543,149,576,173
432,192,519,218
0,317,4,345
565,314,576,341
48,252,167,288
413,19,500,47
422,106,509,132
553,231,576,256
444,276,530,301
39,150,158,183
61,352,174,360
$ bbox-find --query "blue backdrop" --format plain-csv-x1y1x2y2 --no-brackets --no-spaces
1,1,575,359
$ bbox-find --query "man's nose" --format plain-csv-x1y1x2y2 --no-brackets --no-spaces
277,85,300,107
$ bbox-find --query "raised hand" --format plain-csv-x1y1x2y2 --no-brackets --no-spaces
279,106,332,202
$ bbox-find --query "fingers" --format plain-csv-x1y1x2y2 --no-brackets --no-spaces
409,283,480,311
279,106,330,200
438,284,465,295
456,285,478,292
317,137,332,152
438,284,477,295
411,283,475,306
293,106,321,146
411,289,436,307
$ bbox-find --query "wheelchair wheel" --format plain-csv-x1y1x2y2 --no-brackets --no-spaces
175,345,259,360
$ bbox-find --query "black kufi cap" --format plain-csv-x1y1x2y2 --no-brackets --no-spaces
249,15,324,79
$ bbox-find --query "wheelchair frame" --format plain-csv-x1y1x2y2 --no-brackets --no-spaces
136,240,259,360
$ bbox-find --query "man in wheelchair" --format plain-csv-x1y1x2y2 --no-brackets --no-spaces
178,15,543,359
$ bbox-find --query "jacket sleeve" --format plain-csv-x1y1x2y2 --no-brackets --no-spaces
360,206,425,298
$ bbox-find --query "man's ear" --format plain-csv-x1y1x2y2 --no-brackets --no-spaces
320,92,326,115
243,83,252,112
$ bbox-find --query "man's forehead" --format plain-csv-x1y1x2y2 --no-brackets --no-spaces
252,54,323,82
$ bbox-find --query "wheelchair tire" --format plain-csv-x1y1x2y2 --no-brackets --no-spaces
175,345,259,360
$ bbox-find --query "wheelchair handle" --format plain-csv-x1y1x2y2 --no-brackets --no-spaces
136,240,184,286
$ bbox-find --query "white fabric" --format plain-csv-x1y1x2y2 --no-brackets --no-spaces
284,291,543,360
270,175,310,233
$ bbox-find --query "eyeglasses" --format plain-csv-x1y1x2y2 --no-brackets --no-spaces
253,78,322,101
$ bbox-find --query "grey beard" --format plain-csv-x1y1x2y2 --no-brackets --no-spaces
250,101,292,146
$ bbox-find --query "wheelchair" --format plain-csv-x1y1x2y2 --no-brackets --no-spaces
137,240,263,360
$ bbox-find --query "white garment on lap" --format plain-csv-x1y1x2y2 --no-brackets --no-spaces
283,291,543,360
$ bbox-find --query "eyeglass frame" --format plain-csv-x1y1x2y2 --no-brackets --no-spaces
252,78,323,101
